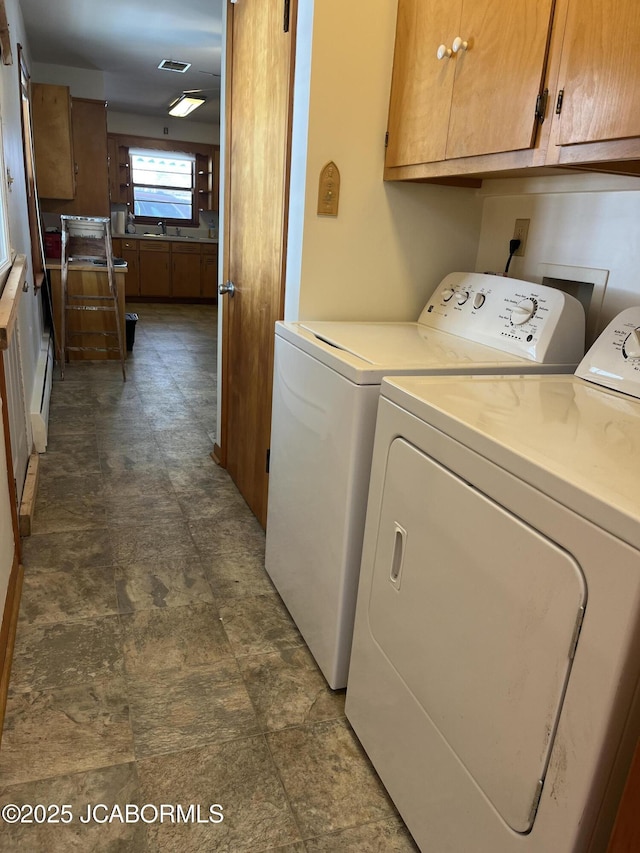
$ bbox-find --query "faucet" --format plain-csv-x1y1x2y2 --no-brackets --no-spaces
158,220,167,235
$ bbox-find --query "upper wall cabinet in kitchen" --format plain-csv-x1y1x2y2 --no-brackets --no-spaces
385,0,554,178
31,83,75,199
545,0,640,171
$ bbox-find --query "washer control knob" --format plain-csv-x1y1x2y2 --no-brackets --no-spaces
472,292,486,309
511,298,536,325
625,328,640,359
456,290,469,305
441,288,455,302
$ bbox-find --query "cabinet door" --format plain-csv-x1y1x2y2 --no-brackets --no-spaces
41,98,110,217
201,252,218,298
446,0,554,160
121,240,140,298
555,0,640,146
31,83,75,199
172,251,202,299
386,0,461,167
139,250,170,297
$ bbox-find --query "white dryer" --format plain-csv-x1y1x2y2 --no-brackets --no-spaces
345,308,640,852
266,273,585,689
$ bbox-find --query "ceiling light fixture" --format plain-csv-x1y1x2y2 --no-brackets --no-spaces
167,93,206,118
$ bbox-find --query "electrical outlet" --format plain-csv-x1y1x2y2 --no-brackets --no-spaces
513,219,530,257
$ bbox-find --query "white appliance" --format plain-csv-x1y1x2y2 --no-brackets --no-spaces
266,273,585,688
345,307,640,852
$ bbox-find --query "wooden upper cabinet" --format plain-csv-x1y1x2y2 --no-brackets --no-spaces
554,0,640,147
385,0,554,169
446,0,554,159
31,83,75,199
385,0,460,167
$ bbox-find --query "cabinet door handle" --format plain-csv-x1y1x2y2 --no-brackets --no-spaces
436,44,452,60
452,37,469,53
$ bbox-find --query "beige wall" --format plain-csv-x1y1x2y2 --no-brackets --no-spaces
475,173,640,336
285,0,483,322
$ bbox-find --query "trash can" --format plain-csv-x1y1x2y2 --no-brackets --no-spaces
125,313,138,351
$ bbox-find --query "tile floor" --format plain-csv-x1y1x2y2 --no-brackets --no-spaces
0,304,419,852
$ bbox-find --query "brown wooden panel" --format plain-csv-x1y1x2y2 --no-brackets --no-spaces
446,0,553,159
556,0,640,146
139,240,170,253
31,83,75,199
385,0,460,168
48,266,126,360
608,741,640,853
201,242,217,255
170,241,202,254
139,251,170,297
172,253,202,298
121,248,140,298
222,0,296,526
201,254,218,298
41,98,110,217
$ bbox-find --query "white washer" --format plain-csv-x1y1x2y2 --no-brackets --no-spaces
345,308,640,852
266,273,585,688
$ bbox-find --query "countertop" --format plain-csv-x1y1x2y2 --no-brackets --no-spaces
112,233,218,245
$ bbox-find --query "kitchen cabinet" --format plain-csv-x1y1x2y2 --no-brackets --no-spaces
47,261,126,361
201,244,218,298
139,242,170,297
385,0,640,183
171,242,202,298
31,83,75,199
545,0,640,170
41,98,110,217
385,0,554,169
112,238,140,298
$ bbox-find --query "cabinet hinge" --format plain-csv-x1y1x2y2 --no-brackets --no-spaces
384,131,389,149
283,0,290,32
266,448,270,473
555,88,564,116
568,605,585,660
535,89,548,124
529,779,544,825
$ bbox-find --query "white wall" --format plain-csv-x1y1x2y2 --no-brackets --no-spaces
107,110,219,146
31,62,105,99
475,173,640,336
285,0,483,322
0,0,44,628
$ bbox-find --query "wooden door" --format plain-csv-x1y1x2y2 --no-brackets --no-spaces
201,249,218,298
445,0,554,160
139,248,170,297
172,249,202,299
555,0,640,146
385,0,461,168
120,239,140,298
219,0,296,527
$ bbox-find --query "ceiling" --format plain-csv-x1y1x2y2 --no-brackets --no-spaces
19,0,224,125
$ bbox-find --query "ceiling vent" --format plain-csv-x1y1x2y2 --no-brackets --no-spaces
158,59,192,73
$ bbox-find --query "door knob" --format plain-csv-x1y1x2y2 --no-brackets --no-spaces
218,281,235,297
452,37,469,53
437,44,452,60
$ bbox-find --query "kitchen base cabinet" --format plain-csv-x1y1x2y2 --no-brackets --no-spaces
112,238,140,298
139,243,170,297
171,242,202,299
47,262,126,361
201,246,218,298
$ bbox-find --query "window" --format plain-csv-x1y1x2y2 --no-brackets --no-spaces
130,148,196,225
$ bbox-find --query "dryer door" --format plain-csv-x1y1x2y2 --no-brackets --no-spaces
369,438,587,833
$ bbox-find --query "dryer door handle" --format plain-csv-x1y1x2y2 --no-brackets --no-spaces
390,523,407,590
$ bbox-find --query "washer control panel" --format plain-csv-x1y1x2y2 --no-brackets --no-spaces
418,272,585,364
575,307,640,399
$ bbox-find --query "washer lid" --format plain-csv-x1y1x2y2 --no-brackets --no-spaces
276,321,534,384
381,374,640,550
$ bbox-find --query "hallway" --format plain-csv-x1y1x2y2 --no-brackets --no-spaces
0,304,417,851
